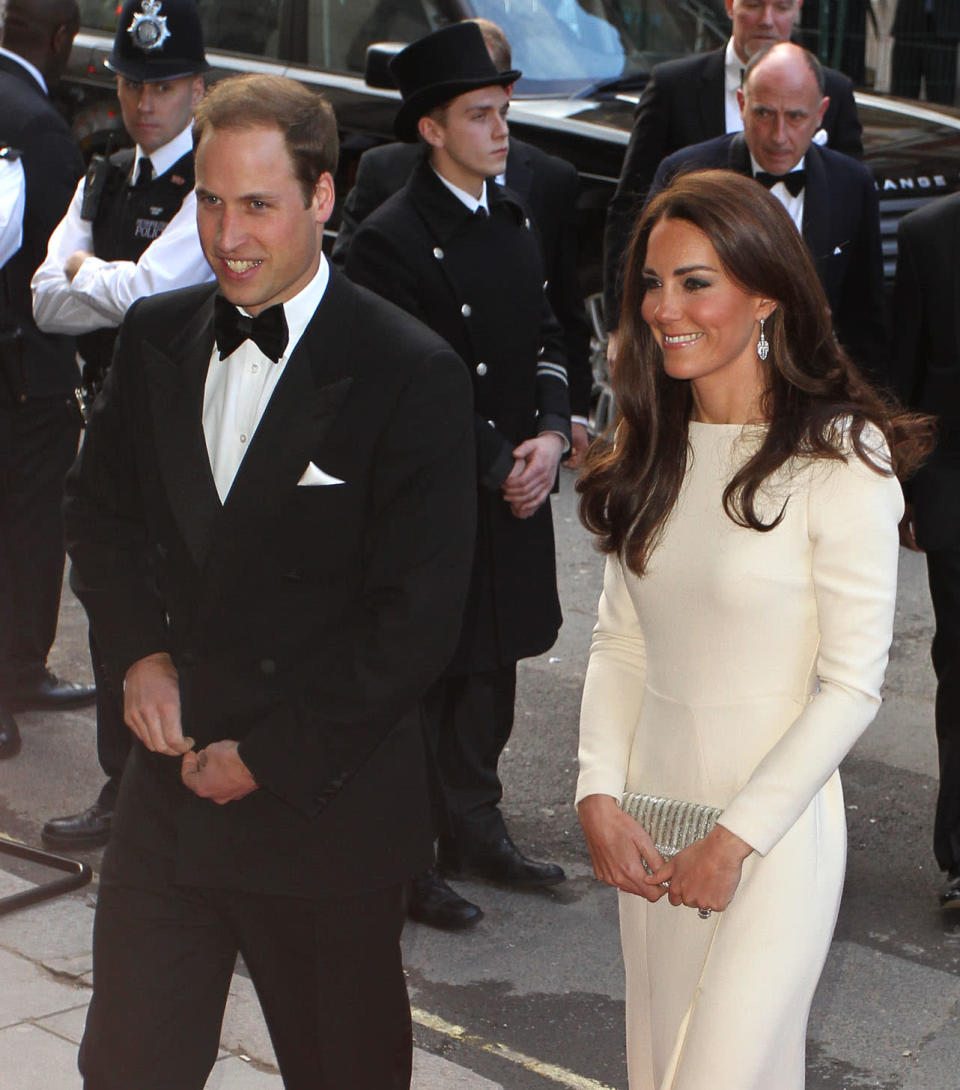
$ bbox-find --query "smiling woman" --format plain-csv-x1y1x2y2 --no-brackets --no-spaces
574,170,933,1090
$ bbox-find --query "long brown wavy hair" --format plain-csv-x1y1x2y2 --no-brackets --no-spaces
578,169,932,576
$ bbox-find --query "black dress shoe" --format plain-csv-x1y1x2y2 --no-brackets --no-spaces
439,833,565,888
940,872,960,912
42,803,113,849
9,669,97,711
0,706,20,759
406,868,483,930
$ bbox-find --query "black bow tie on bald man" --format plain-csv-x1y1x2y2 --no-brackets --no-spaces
214,295,289,363
754,169,806,197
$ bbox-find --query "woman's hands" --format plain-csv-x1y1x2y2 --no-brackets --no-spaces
647,824,753,914
577,794,669,901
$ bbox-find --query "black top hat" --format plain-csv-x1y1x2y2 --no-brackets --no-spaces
105,0,210,82
390,22,521,143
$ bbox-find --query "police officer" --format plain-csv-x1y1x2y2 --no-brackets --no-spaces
32,0,211,847
346,22,570,930
0,0,91,761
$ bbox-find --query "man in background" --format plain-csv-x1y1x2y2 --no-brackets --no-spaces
33,0,213,850
0,0,92,762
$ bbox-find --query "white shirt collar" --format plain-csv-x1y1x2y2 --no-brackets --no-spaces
432,169,489,215
0,46,47,94
134,122,194,180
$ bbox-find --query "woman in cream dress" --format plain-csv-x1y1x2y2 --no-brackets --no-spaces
576,171,931,1090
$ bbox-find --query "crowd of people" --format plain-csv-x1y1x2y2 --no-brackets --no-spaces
0,0,957,1088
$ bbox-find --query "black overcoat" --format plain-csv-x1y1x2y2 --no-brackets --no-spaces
345,160,570,674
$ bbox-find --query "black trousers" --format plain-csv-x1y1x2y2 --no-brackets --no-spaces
0,396,79,690
423,664,517,844
927,549,960,873
79,835,413,1090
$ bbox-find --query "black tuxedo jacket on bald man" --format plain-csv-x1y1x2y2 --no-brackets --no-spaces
650,133,888,385
603,46,862,327
64,269,476,1088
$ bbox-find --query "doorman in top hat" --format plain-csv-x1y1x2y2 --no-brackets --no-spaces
346,20,571,931
32,0,213,850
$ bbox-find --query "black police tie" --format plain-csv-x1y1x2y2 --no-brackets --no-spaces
213,295,289,363
754,170,806,197
133,156,153,189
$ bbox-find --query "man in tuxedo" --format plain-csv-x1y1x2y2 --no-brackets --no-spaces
332,18,591,465
603,0,862,331
0,0,93,761
66,73,476,1089
649,43,887,384
346,22,570,931
893,193,960,912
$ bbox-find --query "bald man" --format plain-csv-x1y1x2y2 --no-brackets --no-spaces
650,43,886,386
603,0,862,332
0,0,92,759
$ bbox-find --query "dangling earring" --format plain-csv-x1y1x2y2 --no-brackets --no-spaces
757,317,769,362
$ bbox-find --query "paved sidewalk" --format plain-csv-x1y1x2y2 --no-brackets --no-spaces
0,865,500,1089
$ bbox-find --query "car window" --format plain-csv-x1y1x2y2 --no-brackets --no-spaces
306,0,444,73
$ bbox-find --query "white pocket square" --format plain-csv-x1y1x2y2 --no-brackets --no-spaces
297,462,345,487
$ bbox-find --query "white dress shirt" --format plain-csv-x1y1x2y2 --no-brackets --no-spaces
0,154,24,269
31,122,214,334
203,256,330,503
749,151,806,234
724,38,746,135
433,169,490,213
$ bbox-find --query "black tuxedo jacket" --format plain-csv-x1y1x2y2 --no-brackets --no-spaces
893,0,960,38
63,271,477,897
345,160,567,673
0,54,82,401
603,45,863,326
893,193,960,549
332,139,592,418
649,133,887,384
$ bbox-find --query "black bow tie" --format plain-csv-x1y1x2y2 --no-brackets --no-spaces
754,169,806,197
213,295,289,363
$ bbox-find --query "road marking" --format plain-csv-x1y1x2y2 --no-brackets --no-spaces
412,1007,618,1090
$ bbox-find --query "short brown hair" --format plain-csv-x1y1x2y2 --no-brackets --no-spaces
467,17,512,70
194,74,338,204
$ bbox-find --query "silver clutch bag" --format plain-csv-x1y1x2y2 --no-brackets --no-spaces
620,792,723,859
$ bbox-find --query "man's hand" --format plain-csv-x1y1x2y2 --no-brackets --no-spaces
899,503,922,551
501,432,565,519
564,421,590,470
65,250,92,282
123,652,193,756
181,740,258,805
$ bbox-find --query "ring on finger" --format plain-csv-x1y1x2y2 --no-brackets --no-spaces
697,907,712,920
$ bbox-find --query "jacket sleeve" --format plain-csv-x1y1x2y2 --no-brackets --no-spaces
890,211,927,408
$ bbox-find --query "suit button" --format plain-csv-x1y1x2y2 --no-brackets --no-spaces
487,419,496,428
476,362,487,376
433,247,444,259
524,217,531,229
461,303,472,317
259,659,276,675
543,280,549,291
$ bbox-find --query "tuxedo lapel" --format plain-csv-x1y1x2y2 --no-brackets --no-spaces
800,146,832,267
143,298,221,568
192,276,355,626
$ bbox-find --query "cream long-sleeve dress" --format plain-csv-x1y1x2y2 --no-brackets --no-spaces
576,421,903,1090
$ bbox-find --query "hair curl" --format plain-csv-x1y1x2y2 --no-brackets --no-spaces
578,169,932,575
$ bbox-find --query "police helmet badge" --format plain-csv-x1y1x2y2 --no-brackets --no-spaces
127,0,171,52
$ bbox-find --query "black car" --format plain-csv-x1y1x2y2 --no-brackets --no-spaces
63,0,960,429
